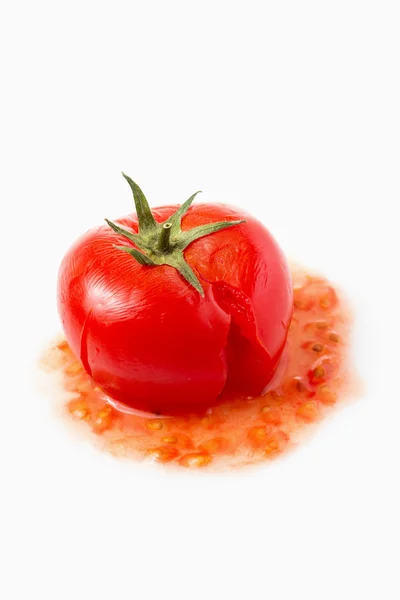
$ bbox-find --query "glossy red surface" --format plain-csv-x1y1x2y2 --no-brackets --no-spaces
58,204,293,414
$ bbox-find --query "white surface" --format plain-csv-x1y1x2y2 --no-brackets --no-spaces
1,1,399,599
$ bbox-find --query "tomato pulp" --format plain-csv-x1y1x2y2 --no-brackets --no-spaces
45,268,355,470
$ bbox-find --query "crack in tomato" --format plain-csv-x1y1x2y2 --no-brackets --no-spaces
79,308,93,376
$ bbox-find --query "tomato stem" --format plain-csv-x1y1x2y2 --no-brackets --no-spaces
105,174,247,296
158,222,172,254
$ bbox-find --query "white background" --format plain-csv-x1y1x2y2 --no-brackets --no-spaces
1,1,399,599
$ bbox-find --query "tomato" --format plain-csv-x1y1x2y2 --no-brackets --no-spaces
57,174,293,415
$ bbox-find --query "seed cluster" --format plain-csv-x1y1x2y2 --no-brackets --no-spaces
47,269,352,469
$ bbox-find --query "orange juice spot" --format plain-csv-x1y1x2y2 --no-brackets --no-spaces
297,401,319,422
294,300,304,309
65,376,93,395
146,446,179,463
64,360,84,376
263,431,289,457
247,426,269,448
260,406,282,425
68,397,89,420
93,405,113,433
108,438,130,454
57,340,69,352
165,433,194,450
179,453,212,468
293,290,313,310
199,437,229,454
263,390,285,406
317,385,337,405
146,419,164,431
264,439,279,454
319,288,337,309
200,416,214,428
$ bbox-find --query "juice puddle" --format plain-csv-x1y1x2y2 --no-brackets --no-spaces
42,267,357,470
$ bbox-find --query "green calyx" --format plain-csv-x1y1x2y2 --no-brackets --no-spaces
105,173,246,297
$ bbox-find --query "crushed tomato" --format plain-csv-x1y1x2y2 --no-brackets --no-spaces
43,267,356,470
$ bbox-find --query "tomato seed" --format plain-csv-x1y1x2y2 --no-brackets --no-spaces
312,343,324,353
313,366,325,378
260,406,282,425
146,420,163,431
247,426,269,448
297,401,319,421
200,437,230,454
317,385,337,405
263,431,289,456
161,435,178,444
146,446,179,463
93,406,113,433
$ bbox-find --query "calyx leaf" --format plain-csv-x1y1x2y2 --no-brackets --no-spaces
105,174,246,296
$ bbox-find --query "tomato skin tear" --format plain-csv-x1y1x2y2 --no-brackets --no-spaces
58,201,292,415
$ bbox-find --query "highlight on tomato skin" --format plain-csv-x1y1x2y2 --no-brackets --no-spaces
57,174,293,416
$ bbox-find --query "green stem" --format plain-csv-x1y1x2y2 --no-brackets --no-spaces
158,222,172,253
106,174,246,296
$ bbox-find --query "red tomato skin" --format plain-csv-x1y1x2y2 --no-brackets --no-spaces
58,204,293,415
